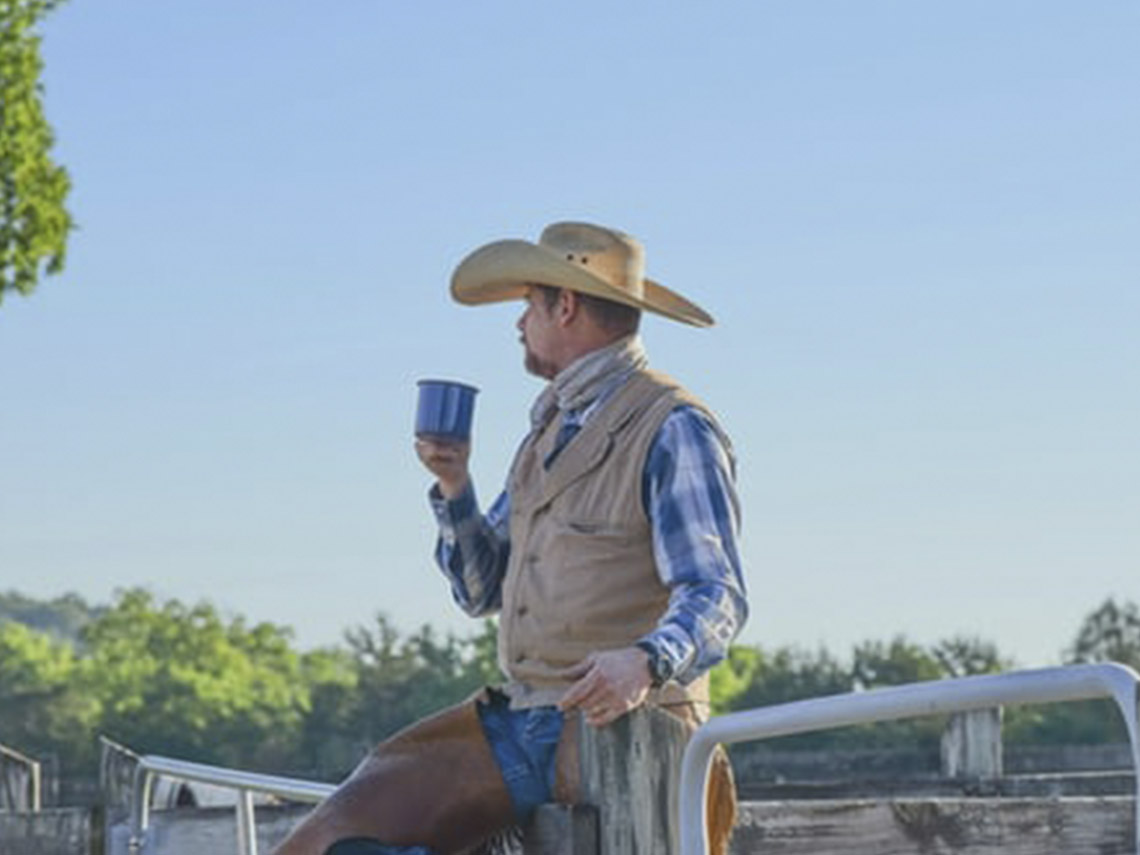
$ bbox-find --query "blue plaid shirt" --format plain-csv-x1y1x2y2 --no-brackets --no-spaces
430,403,748,686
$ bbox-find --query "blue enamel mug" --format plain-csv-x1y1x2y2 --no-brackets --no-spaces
415,379,479,442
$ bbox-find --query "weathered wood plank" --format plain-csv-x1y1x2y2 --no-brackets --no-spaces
525,804,599,855
730,797,1137,855
80,798,1134,855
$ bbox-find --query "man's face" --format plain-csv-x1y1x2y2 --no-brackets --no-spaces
517,287,561,379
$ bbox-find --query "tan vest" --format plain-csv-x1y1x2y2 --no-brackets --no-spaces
499,368,724,708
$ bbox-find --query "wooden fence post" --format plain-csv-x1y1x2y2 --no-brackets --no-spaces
526,706,692,854
941,707,1003,779
575,705,693,855
524,804,599,855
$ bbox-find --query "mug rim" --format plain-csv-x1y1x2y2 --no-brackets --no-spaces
416,378,479,394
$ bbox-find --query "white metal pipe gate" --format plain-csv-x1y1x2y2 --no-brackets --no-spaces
678,663,1140,855
129,755,335,855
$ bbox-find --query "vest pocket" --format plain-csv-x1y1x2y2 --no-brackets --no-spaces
562,519,623,536
554,513,635,538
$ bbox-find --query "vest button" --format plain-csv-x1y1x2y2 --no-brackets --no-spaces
517,605,529,616
514,653,526,663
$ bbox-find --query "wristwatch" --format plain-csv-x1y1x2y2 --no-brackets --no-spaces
635,640,673,688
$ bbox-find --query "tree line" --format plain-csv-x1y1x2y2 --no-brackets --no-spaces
1,588,1138,784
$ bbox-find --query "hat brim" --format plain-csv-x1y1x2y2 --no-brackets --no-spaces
450,239,714,328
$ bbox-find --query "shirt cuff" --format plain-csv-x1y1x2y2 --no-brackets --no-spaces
429,482,478,539
636,626,697,685
428,483,478,522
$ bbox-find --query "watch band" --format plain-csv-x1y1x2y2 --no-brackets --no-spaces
635,640,672,688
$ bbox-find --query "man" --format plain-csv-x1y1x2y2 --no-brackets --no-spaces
273,222,747,855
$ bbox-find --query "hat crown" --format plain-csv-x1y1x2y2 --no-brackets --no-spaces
538,222,646,301
450,219,714,327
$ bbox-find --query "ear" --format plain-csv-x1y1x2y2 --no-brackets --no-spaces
556,288,582,327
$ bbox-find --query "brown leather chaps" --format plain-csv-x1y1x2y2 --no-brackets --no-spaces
271,691,736,855
271,691,513,855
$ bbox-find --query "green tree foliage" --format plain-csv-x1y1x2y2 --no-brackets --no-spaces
344,615,496,744
728,645,852,711
1065,597,1140,670
708,645,762,715
0,621,98,765
0,0,73,300
930,635,1012,678
852,636,943,689
1006,597,1140,746
80,589,310,770
290,645,359,778
289,616,500,778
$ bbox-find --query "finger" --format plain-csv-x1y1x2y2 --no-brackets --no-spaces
417,448,464,475
557,659,597,706
427,439,469,457
416,437,465,454
416,441,456,462
563,657,596,680
558,681,593,711
586,704,616,728
558,670,601,711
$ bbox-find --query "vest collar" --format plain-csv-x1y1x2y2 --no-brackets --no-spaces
535,370,669,507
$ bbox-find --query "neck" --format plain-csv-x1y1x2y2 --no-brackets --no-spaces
553,331,628,376
528,334,647,430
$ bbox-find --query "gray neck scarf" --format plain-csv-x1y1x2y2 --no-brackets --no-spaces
528,334,648,432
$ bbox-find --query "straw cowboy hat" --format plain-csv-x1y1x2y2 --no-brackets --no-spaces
450,221,715,328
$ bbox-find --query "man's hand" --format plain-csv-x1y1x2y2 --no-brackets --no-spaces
558,647,653,728
415,438,471,499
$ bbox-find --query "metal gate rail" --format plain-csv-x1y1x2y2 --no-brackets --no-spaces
0,743,42,812
129,754,334,855
679,663,1140,855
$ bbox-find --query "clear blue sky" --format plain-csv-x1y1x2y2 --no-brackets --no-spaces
2,2,1137,667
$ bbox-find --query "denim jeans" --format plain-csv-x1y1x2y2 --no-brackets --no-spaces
476,689,566,821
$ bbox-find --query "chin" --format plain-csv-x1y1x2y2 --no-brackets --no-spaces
525,352,556,380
